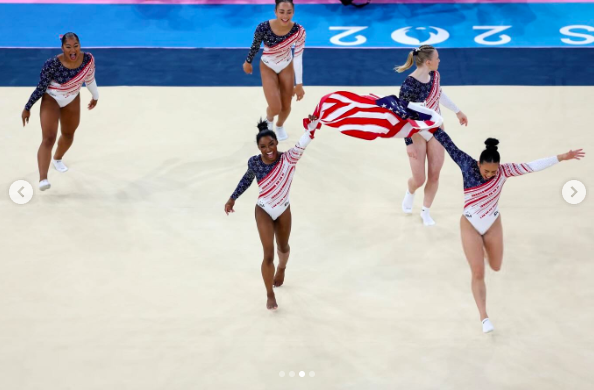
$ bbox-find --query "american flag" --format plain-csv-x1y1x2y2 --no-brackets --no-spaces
303,91,443,140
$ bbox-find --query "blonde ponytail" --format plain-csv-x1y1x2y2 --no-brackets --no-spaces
395,50,415,73
394,45,436,73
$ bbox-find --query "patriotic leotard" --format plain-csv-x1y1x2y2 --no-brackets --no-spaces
25,53,98,111
246,21,306,84
231,130,315,220
433,129,559,235
399,71,459,145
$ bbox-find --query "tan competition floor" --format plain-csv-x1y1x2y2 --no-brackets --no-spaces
1,86,593,389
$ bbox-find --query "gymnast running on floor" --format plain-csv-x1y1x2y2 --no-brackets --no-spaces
243,0,306,141
21,32,99,191
433,128,584,333
225,117,317,310
396,45,468,225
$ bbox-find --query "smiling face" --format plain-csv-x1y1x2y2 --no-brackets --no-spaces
259,135,279,163
61,37,81,63
478,161,499,180
275,1,294,27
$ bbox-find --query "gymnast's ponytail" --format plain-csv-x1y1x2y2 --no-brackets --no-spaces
395,45,436,73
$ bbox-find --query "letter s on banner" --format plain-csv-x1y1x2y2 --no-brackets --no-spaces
329,26,368,46
560,25,594,45
473,26,512,46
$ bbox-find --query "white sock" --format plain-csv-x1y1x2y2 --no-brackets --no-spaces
39,179,51,191
402,190,414,213
482,318,494,333
275,125,288,141
420,206,435,226
266,118,274,131
52,159,68,172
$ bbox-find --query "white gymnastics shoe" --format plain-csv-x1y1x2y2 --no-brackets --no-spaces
275,126,288,141
402,190,414,214
482,318,494,333
39,179,51,191
420,207,435,226
52,159,68,172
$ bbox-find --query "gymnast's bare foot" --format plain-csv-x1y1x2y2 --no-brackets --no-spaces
267,293,278,310
273,267,286,287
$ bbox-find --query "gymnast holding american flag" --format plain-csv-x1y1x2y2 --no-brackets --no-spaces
432,130,584,333
396,45,468,226
225,118,317,311
224,95,440,311
303,91,585,334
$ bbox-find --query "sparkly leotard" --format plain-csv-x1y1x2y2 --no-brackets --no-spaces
246,21,306,84
25,52,98,110
399,71,459,145
231,130,315,220
433,129,559,235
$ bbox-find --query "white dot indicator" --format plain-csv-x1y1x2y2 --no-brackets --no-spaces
309,371,316,377
299,371,305,377
289,371,295,377
279,371,285,377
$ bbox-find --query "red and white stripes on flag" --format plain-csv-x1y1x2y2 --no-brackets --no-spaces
303,91,443,141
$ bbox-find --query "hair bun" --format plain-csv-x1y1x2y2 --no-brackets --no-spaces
256,119,269,133
484,138,499,151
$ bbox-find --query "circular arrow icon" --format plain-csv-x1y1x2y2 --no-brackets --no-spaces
9,180,34,205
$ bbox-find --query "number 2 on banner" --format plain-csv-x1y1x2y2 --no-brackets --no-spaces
472,26,512,45
329,26,368,46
